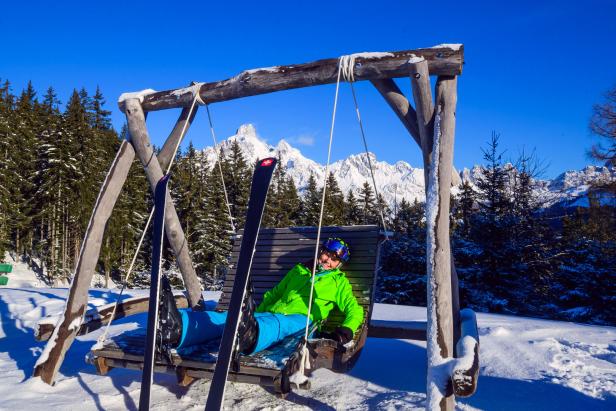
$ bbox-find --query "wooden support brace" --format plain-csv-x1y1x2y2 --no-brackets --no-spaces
370,79,421,146
33,140,135,384
372,77,462,187
124,98,203,308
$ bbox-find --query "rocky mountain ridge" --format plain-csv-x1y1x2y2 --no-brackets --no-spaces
201,124,615,208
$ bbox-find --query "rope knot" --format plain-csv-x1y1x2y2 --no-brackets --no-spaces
339,55,357,82
190,82,206,105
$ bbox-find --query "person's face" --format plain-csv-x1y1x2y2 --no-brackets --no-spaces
318,250,341,270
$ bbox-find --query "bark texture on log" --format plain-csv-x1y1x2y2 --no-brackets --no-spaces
124,99,203,308
33,140,135,384
120,45,463,112
428,76,458,411
410,60,435,186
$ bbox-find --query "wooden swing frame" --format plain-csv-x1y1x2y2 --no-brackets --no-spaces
33,44,478,410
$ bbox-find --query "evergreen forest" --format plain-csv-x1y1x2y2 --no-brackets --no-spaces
1,81,614,326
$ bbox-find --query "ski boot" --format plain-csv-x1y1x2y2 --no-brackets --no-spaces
232,283,259,371
157,275,183,362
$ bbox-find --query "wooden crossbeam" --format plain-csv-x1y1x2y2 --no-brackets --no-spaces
119,45,463,112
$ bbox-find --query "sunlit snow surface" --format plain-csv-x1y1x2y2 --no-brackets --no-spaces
0,260,615,410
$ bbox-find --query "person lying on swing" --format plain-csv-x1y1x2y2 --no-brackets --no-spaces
158,237,364,356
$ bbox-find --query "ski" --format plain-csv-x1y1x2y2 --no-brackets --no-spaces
139,174,170,411
205,157,277,411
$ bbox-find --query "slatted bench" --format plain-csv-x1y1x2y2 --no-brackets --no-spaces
88,225,381,394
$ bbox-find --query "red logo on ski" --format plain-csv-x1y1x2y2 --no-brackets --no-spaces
260,158,275,167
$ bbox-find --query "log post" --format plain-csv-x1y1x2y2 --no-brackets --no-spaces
409,61,462,350
33,141,135,384
124,99,203,308
425,76,458,411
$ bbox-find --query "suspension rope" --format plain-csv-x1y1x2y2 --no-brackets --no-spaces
340,55,389,237
291,55,393,385
290,58,344,386
97,86,202,345
348,81,390,238
205,104,236,233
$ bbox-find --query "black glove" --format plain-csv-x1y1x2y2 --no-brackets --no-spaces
332,326,353,344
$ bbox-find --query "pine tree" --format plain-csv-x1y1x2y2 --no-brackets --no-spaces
172,142,202,239
222,141,251,229
301,173,321,226
192,162,233,287
393,198,424,235
455,181,476,236
344,190,362,225
107,125,152,286
0,80,15,259
10,82,39,257
34,86,78,280
359,181,377,224
375,192,391,229
282,174,302,226
262,158,301,227
322,172,345,226
472,132,513,290
91,86,112,131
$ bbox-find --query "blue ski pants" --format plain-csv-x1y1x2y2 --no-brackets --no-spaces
176,309,308,353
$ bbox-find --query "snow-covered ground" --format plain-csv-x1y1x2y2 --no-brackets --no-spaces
1,272,615,409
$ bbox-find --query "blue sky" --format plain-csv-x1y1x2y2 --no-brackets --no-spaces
2,0,615,178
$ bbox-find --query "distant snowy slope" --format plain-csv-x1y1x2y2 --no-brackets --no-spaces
202,124,426,206
0,284,615,410
202,124,615,208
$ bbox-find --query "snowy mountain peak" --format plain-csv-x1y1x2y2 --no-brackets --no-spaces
203,124,615,209
235,123,258,140
201,124,426,205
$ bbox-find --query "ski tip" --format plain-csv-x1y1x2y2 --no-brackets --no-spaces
159,174,171,184
259,158,276,167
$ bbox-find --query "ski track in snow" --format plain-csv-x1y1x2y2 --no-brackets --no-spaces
1,275,615,410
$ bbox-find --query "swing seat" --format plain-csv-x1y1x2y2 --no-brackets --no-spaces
87,225,381,394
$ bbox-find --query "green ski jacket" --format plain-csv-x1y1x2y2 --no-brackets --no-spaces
256,263,364,332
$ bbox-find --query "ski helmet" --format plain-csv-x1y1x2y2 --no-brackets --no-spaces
322,237,351,263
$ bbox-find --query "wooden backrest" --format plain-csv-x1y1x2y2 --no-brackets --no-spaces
217,225,380,331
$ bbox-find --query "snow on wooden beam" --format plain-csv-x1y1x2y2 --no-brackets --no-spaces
452,309,480,397
35,294,189,342
119,45,464,112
